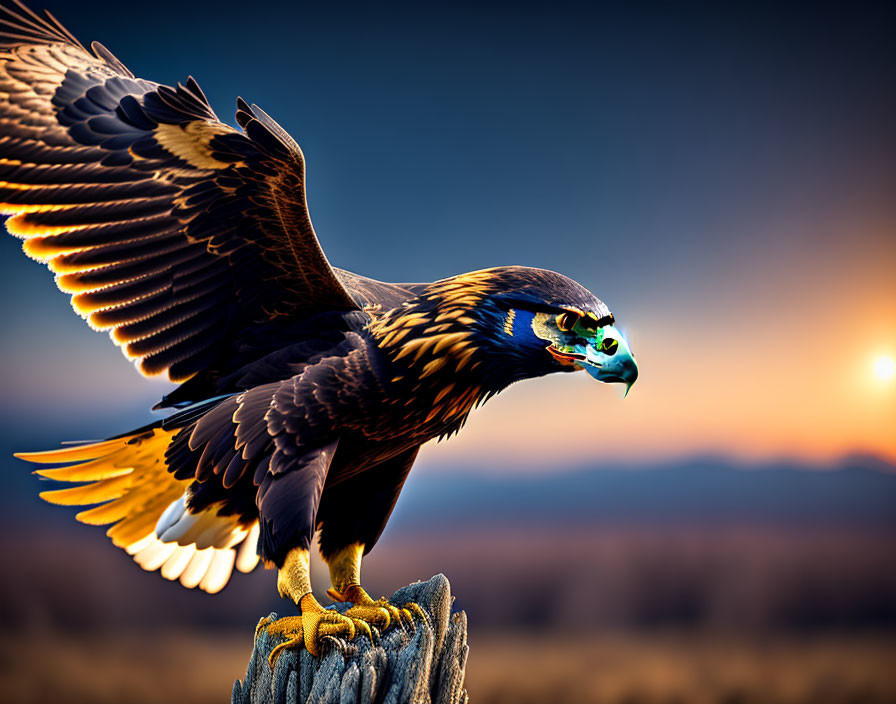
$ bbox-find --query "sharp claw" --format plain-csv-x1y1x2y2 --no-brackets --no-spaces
375,605,393,628
261,599,362,663
404,602,428,623
373,599,402,626
341,587,407,633
304,612,354,655
350,617,373,641
397,607,415,629
399,602,428,631
269,637,302,666
344,603,391,630
261,615,307,664
377,606,393,629
320,588,427,639
322,612,356,639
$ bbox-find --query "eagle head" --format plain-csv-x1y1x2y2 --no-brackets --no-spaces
369,266,638,396
474,267,638,393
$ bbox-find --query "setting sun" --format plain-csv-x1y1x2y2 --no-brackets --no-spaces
874,355,895,382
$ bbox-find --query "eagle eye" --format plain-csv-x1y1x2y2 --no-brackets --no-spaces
556,311,579,331
599,338,619,356
557,310,599,335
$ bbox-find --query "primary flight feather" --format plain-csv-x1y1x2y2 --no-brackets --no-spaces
1,0,637,656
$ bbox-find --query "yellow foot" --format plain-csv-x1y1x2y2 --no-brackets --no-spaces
328,585,429,632
263,593,373,663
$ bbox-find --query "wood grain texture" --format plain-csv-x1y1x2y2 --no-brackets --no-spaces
234,575,468,704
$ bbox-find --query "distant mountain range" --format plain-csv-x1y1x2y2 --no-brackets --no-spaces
2,450,894,530
391,454,896,529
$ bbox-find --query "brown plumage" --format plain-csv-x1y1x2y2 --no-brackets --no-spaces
2,1,636,651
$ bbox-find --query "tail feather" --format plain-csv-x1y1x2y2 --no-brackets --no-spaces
17,425,260,594
160,544,196,580
106,494,178,547
32,455,133,482
15,437,130,463
39,473,133,506
236,523,261,573
179,547,215,589
75,485,164,525
201,550,237,593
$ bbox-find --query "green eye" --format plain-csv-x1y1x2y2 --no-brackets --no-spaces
598,338,618,356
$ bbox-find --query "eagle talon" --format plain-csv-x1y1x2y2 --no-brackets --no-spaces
348,615,374,641
268,637,301,667
403,602,429,628
263,593,363,663
335,584,403,632
373,599,403,627
344,602,393,630
406,602,427,621
395,607,414,629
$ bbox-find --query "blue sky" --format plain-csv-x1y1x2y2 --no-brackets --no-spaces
2,0,894,469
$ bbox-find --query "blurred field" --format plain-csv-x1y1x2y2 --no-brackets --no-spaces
0,631,247,704
2,522,895,703
3,630,895,704
3,453,893,702
4,525,895,633
465,633,896,704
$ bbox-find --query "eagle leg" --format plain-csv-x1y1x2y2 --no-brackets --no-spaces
263,547,372,662
264,594,369,662
325,543,428,631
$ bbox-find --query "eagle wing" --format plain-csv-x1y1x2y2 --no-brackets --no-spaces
163,333,380,565
0,1,359,382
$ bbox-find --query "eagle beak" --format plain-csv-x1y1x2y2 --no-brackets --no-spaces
581,327,638,396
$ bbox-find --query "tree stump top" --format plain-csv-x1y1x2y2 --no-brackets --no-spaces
232,575,468,704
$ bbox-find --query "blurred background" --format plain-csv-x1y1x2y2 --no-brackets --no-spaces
1,0,894,702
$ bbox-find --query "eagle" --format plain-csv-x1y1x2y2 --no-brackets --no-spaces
1,0,637,658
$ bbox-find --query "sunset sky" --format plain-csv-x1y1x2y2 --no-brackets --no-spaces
1,0,893,472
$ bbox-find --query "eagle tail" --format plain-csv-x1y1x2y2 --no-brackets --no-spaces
17,427,260,594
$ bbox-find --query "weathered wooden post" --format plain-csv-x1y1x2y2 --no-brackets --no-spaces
232,574,468,704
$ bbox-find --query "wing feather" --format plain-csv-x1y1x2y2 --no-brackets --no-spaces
0,1,358,384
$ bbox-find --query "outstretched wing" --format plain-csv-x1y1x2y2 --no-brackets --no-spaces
0,1,358,382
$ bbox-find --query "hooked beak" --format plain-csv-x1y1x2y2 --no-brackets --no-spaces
580,327,638,396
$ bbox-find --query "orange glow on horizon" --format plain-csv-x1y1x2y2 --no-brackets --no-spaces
420,230,896,470
3,218,894,473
